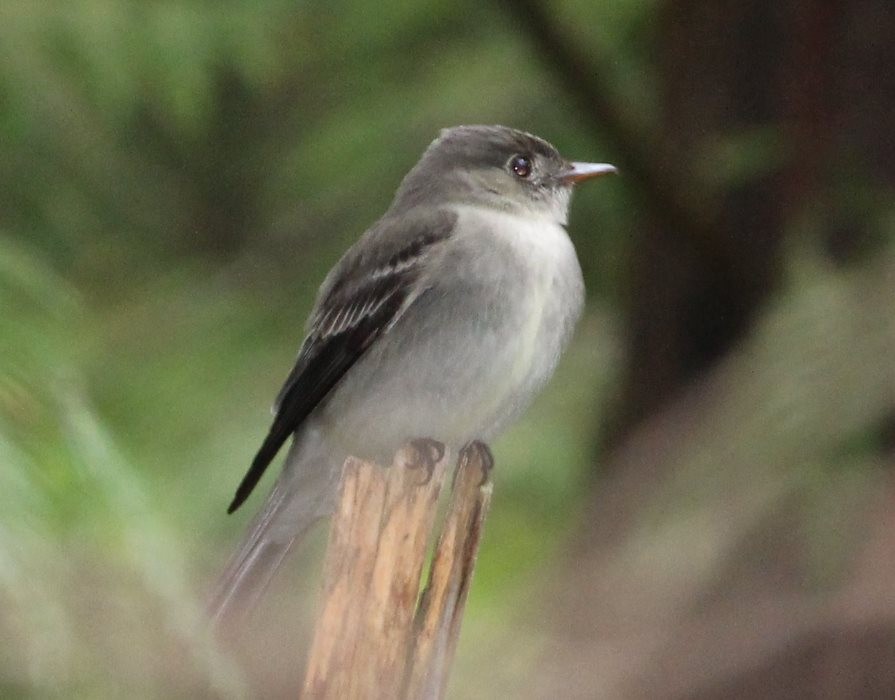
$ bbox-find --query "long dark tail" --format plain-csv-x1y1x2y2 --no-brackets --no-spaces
208,441,342,632
207,477,322,631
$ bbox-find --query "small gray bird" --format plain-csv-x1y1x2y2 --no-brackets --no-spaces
209,125,615,624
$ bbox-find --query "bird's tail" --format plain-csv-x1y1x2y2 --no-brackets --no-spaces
207,435,339,631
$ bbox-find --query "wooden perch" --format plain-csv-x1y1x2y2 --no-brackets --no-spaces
302,441,493,700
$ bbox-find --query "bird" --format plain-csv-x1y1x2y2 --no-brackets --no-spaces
208,124,616,626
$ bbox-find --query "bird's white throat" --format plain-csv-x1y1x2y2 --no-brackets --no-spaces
452,203,579,275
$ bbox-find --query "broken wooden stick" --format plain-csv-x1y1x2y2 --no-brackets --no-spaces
302,441,493,699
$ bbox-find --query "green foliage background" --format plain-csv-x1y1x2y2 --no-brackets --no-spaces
2,1,893,696
0,2,633,694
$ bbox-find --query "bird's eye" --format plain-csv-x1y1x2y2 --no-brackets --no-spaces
510,154,532,179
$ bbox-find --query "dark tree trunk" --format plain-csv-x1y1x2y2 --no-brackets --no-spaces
612,0,895,439
504,0,895,696
612,1,791,439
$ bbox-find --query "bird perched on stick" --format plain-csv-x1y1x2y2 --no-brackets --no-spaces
209,125,616,625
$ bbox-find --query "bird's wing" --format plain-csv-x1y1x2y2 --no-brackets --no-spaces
227,210,456,513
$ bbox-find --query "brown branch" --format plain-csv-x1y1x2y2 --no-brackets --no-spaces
302,441,493,699
496,0,742,281
404,443,493,699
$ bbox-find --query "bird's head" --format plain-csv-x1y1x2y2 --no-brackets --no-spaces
392,125,616,225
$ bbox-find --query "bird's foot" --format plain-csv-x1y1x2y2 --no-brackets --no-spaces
408,438,446,483
459,440,494,486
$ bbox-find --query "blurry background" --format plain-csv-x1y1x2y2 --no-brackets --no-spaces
2,1,894,697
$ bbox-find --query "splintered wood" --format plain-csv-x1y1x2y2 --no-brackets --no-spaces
302,441,493,700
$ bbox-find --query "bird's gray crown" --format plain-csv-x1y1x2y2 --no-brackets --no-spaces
390,125,573,220
425,125,564,173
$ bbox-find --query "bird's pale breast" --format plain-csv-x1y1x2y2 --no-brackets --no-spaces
315,205,584,464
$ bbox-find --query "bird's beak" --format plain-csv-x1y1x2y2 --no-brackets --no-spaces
558,162,618,185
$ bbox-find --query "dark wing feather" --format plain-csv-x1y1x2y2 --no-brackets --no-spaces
226,213,454,513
